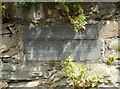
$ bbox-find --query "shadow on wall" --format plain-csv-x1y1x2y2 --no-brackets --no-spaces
23,25,101,62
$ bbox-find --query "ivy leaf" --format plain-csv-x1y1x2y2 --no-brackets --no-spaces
64,5,69,13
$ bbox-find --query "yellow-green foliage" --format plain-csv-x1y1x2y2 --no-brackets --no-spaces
51,80,57,89
62,56,102,88
2,2,87,31
106,55,117,65
2,4,10,22
61,2,87,32
69,14,87,32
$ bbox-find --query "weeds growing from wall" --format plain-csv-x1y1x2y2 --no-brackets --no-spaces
62,56,102,89
106,55,117,65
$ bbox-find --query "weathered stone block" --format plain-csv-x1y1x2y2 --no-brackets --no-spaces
88,63,117,76
0,35,18,54
109,38,120,51
99,21,119,39
87,63,118,87
24,25,98,40
0,82,8,89
11,52,24,60
0,35,13,52
1,28,10,35
1,47,19,57
23,25,100,61
24,40,101,61
9,80,41,87
0,62,119,88
0,62,53,80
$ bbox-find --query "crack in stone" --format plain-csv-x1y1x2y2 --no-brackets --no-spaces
1,45,17,54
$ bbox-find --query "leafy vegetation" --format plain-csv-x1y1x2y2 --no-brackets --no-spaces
62,56,102,89
61,2,87,32
1,4,11,23
106,55,117,65
51,80,57,89
2,2,87,32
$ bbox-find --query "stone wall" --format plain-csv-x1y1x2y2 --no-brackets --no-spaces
0,2,120,89
23,25,101,61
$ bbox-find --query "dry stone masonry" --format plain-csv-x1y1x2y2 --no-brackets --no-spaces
0,24,24,63
0,2,120,89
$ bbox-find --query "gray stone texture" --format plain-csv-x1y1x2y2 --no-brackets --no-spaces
24,25,101,61
0,24,24,62
109,38,120,50
24,25,98,40
0,2,120,89
24,40,101,61
0,62,118,88
99,21,119,39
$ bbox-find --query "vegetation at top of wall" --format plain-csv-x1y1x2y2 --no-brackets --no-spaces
61,2,87,32
13,2,35,9
2,2,87,32
62,56,102,89
1,4,10,23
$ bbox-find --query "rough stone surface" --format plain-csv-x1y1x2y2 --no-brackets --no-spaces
24,25,101,61
0,35,16,53
102,38,120,63
88,63,118,86
99,21,119,39
0,81,8,89
0,24,24,62
24,25,98,40
0,62,119,88
9,80,44,88
0,2,120,88
109,38,120,50
24,40,101,61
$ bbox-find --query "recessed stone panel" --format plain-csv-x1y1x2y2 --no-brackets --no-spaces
24,25,98,40
24,25,101,61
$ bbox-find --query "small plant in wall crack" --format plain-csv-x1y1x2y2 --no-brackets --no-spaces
49,59,56,67
106,55,117,65
62,56,102,89
51,80,57,89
